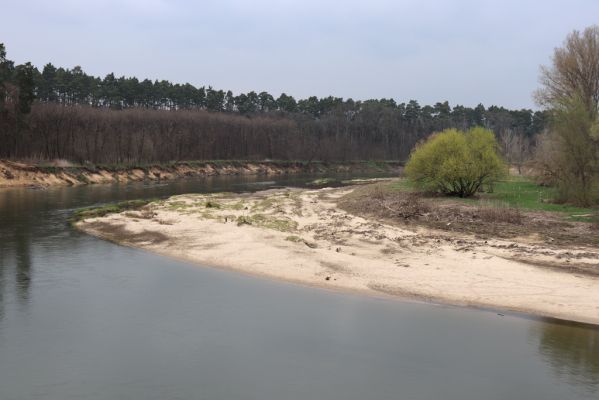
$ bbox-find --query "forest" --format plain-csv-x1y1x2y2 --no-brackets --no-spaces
0,43,545,164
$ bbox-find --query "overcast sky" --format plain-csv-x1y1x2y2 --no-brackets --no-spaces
1,0,598,109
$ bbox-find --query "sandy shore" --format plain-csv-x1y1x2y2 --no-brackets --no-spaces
76,185,599,325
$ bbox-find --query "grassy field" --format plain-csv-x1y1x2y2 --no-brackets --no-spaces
390,175,597,222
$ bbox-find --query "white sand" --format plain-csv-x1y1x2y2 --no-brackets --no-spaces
77,186,599,325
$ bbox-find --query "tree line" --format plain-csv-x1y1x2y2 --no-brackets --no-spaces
1,42,546,163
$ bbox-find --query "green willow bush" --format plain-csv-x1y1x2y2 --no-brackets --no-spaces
405,127,506,197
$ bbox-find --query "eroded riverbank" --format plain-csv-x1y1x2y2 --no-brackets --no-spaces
0,160,401,188
75,183,599,325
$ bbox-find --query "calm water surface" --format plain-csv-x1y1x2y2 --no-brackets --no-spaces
0,174,597,400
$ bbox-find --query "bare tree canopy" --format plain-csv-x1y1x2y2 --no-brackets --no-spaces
0,43,547,164
536,25,599,113
535,26,599,206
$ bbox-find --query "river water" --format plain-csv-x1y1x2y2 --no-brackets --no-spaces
0,174,597,400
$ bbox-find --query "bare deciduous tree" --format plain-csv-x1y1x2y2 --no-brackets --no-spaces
536,25,599,113
498,129,531,175
535,26,599,205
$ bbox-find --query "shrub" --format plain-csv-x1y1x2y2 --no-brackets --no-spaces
405,127,506,197
534,99,599,206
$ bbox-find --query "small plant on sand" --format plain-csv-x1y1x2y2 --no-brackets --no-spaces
230,201,245,210
235,214,297,232
405,127,506,197
167,201,191,210
205,201,221,208
236,215,253,226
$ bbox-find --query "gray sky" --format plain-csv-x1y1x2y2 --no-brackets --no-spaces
1,0,598,109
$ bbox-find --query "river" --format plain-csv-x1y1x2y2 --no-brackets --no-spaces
0,174,597,399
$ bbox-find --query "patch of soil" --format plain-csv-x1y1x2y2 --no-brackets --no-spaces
338,183,599,247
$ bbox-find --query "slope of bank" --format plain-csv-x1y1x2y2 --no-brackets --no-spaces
0,160,401,188
75,183,599,325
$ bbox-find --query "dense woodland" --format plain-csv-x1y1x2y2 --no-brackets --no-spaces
0,43,546,163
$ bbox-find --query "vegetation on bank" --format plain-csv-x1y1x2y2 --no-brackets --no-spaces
235,214,298,232
396,25,599,209
70,174,597,250
1,159,402,188
339,178,598,246
33,159,399,173
1,42,543,163
1,25,596,210
405,127,506,197
70,199,154,224
389,176,597,222
465,178,596,219
534,26,599,207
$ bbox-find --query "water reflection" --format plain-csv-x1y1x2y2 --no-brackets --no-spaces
14,227,32,303
531,319,599,391
0,241,5,322
1,188,36,312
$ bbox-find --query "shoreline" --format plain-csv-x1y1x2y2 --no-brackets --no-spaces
75,184,599,326
0,159,402,188
79,228,599,330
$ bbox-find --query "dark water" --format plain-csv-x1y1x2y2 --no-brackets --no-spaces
0,174,597,400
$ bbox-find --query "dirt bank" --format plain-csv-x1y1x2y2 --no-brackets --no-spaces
0,160,401,188
75,183,599,325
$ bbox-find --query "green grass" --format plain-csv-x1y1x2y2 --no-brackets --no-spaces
392,176,597,222
481,177,591,214
389,178,420,192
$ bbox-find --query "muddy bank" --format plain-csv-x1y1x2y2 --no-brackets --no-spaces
0,160,401,188
76,182,599,325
